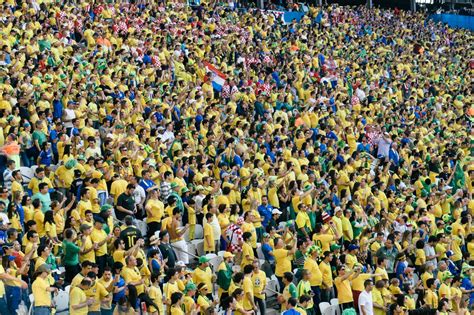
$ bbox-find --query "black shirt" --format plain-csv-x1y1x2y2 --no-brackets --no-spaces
120,226,142,250
159,243,176,270
116,192,135,221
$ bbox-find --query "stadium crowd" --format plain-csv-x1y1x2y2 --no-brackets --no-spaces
0,0,473,315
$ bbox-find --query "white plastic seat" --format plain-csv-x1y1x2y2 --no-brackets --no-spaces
331,298,340,315
28,294,34,315
192,239,205,256
207,255,222,271
328,305,338,315
135,220,147,236
194,224,204,239
20,166,35,184
183,227,190,242
256,245,265,260
54,289,69,313
319,302,331,315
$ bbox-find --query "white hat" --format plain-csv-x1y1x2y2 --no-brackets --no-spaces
272,209,282,215
443,185,453,191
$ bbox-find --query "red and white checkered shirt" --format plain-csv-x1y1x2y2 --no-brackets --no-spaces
225,224,243,252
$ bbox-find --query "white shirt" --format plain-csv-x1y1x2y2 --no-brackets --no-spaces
133,185,146,207
424,245,437,266
358,290,374,315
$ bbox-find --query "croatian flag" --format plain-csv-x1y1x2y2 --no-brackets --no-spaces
203,61,226,92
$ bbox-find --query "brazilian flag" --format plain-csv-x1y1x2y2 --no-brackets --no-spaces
450,162,465,193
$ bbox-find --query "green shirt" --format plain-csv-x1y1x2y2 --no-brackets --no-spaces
62,240,80,266
32,130,47,147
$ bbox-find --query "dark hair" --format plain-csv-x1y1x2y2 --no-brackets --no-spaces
416,239,425,249
287,297,297,307
426,278,436,288
170,292,183,305
233,272,244,284
37,245,48,257
283,272,294,282
38,182,48,191
243,232,252,242
44,210,54,226
243,265,253,275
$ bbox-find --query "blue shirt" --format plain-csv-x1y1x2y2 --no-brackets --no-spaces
262,243,274,263
39,149,53,166
139,179,156,194
53,99,63,119
461,277,474,304
257,204,273,227
113,277,126,302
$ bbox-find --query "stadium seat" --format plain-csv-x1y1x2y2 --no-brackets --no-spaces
20,166,35,184
54,289,69,313
194,224,204,239
256,245,265,260
136,220,148,237
319,302,331,315
331,298,340,315
28,294,34,315
183,227,190,242
192,239,205,256
206,254,222,271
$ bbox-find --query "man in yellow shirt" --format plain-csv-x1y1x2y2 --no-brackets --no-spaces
303,245,322,309
85,271,110,315
334,264,361,310
121,256,145,296
242,264,257,312
346,244,359,270
192,256,213,299
295,203,312,240
274,236,297,291
425,278,438,309
320,251,334,302
32,264,58,314
241,231,255,268
90,218,111,276
70,278,94,315
251,259,267,315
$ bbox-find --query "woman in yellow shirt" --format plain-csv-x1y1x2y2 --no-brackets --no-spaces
44,211,60,245
414,239,426,273
169,292,185,315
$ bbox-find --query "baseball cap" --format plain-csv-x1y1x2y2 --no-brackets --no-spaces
223,252,235,258
198,256,210,264
330,244,342,251
348,244,359,251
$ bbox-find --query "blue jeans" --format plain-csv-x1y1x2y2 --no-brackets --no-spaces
101,308,113,315
0,295,10,315
6,285,21,314
33,306,51,315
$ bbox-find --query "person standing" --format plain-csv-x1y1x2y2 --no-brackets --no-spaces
70,278,95,314
32,264,58,315
304,245,322,313
358,279,374,315
251,259,267,315
217,252,234,300
334,265,361,310
169,208,189,264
